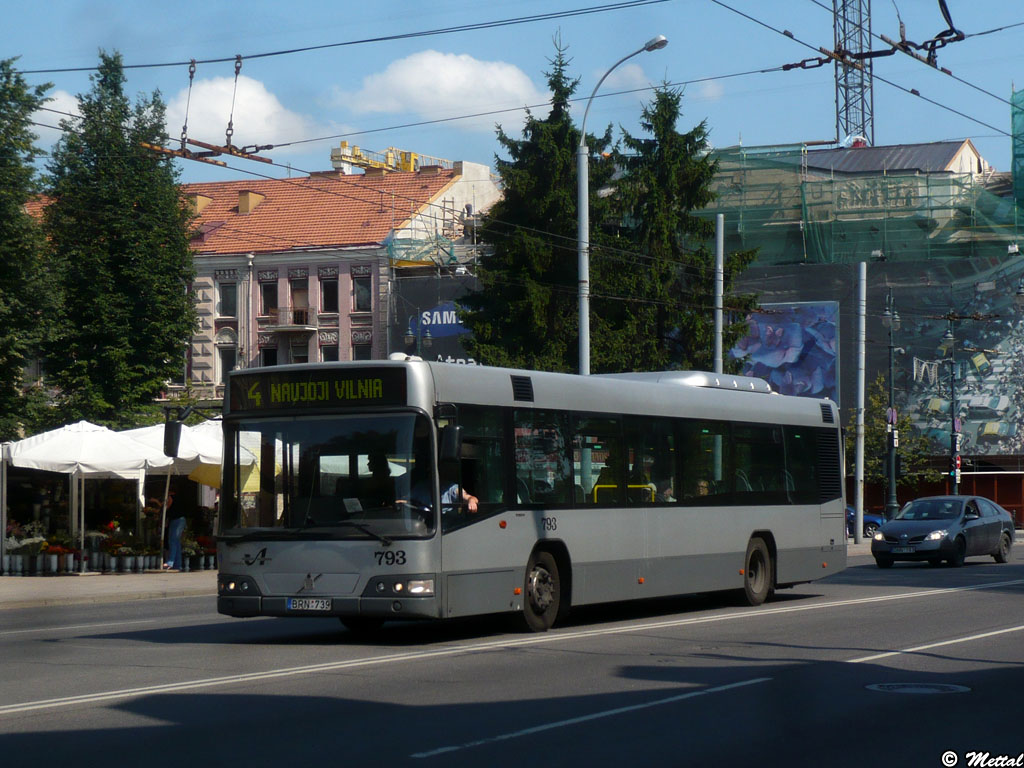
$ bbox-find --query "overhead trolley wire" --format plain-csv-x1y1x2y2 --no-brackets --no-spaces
709,0,1011,137
14,0,670,75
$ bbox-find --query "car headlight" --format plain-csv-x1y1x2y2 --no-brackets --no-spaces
873,531,885,541
925,529,948,541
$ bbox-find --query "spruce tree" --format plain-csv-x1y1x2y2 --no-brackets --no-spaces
0,59,53,439
605,85,757,372
459,40,615,372
43,51,196,426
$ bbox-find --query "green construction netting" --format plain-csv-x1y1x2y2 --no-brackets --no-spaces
697,144,1021,267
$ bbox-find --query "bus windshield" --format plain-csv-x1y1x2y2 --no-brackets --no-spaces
221,412,435,540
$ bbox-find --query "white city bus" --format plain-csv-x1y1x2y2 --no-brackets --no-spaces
216,360,846,632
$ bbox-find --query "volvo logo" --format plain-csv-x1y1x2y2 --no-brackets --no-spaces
242,547,271,566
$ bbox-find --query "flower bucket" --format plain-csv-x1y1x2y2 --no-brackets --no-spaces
89,551,100,571
10,554,23,576
47,554,59,574
2,554,9,576
64,553,76,573
33,554,45,575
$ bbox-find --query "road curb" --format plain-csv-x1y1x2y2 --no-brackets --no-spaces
0,587,215,611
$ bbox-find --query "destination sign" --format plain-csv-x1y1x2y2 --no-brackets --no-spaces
229,367,407,411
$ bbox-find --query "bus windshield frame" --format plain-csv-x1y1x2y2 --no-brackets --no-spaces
219,410,437,541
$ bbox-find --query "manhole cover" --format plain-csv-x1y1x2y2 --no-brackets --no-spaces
866,683,971,694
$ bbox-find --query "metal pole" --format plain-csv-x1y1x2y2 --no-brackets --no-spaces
854,261,866,544
885,289,899,518
577,143,590,375
714,214,724,374
950,323,959,494
577,36,667,376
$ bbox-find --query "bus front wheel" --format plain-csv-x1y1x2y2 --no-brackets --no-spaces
523,550,560,632
742,538,773,606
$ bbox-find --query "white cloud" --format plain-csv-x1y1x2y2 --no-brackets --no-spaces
693,80,725,103
333,50,548,133
165,75,324,154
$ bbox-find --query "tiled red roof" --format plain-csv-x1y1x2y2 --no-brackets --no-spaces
181,169,458,255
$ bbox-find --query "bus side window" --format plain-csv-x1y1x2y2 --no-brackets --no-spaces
456,406,506,510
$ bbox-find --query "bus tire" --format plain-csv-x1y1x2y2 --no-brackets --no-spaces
742,538,773,606
523,550,560,632
339,616,385,635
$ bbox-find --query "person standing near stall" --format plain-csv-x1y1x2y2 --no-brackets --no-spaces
163,491,183,571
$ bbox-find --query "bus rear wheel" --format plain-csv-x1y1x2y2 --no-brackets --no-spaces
742,538,773,606
523,550,560,632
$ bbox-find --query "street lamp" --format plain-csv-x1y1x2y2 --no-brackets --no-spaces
943,320,960,494
881,289,901,518
403,311,432,356
577,34,668,375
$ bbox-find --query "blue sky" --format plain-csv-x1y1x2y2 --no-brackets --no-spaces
5,0,1021,184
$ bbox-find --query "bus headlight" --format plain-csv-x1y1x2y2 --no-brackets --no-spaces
406,579,434,595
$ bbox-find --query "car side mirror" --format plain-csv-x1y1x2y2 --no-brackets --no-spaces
963,512,979,521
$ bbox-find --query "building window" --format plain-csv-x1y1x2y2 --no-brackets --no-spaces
260,282,278,317
218,283,237,318
321,345,339,362
353,276,371,312
290,343,309,365
260,347,278,367
218,346,237,385
321,278,339,313
352,343,372,360
290,277,309,324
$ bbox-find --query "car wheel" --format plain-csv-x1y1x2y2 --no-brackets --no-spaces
863,522,879,538
522,550,561,632
874,555,893,569
993,532,1012,564
948,536,966,568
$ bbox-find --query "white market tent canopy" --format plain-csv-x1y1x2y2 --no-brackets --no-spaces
1,420,178,568
9,420,174,478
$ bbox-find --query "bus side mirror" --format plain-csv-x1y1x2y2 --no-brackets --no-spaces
164,420,182,458
439,425,462,466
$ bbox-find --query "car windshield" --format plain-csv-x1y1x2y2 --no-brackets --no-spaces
220,412,436,539
894,499,963,521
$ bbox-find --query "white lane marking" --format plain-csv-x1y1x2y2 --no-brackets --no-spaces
0,619,158,637
409,677,772,759
1,578,1021,716
848,623,1024,664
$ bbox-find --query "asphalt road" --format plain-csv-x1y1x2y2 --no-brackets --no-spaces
2,550,1023,768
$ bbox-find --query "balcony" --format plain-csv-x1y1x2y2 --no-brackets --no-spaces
260,307,318,333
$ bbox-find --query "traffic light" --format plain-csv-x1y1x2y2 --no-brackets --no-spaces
949,453,960,478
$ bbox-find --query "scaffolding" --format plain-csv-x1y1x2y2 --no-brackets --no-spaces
699,144,1021,266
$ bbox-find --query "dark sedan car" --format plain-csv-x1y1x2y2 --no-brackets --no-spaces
846,505,885,538
871,495,1015,568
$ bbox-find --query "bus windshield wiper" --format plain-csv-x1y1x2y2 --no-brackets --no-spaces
333,521,393,546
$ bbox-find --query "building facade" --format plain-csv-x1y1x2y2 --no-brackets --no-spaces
179,159,500,401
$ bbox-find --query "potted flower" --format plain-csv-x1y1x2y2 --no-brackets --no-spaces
181,534,201,571
197,535,217,570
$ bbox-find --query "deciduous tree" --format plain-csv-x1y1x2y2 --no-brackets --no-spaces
43,52,196,426
0,59,53,438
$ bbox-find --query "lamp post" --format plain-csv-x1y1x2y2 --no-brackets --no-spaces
403,310,432,356
577,34,668,375
881,289,901,518
943,319,960,494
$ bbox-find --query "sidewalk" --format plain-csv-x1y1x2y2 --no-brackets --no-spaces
0,569,217,611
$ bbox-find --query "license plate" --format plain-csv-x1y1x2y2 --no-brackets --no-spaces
891,546,915,554
287,598,332,612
